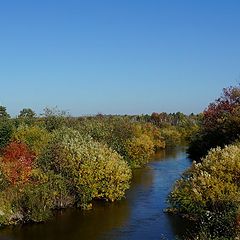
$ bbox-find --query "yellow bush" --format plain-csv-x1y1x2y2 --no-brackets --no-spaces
39,128,132,203
12,125,51,156
125,134,155,167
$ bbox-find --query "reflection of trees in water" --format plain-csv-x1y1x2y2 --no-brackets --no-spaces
165,214,192,239
153,146,187,161
1,200,130,240
131,167,154,189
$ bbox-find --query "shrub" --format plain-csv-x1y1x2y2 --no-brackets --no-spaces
0,186,24,226
42,107,68,132
159,127,182,147
12,125,51,156
125,134,155,167
1,142,35,185
38,128,132,205
75,117,135,158
169,144,240,238
21,171,71,222
0,119,14,151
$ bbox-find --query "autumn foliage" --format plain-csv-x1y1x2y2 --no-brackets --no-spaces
203,86,240,131
1,142,35,185
188,86,240,161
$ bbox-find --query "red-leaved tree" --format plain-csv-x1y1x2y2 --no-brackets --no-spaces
203,86,240,131
1,141,35,185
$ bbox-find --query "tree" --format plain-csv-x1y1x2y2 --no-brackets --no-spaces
17,108,36,126
0,106,10,119
203,86,240,131
18,108,36,119
1,142,35,185
41,107,69,131
0,106,13,150
188,86,240,161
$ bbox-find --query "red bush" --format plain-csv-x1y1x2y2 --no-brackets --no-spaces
1,141,35,185
203,86,240,130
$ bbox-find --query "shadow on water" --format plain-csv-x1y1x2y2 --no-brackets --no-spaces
0,146,192,240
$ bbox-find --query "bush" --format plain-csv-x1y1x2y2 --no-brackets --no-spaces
0,119,14,151
1,142,35,185
21,171,71,222
75,118,165,166
75,117,135,158
12,125,51,156
38,128,132,205
159,127,182,147
0,186,24,226
125,134,154,167
169,144,240,238
42,107,68,132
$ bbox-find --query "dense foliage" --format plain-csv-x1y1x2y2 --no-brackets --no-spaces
0,106,194,227
1,142,34,185
39,128,131,205
188,86,240,161
12,125,51,155
168,85,240,239
169,144,240,239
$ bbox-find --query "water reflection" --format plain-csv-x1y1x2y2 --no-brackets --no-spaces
0,200,131,240
0,147,191,240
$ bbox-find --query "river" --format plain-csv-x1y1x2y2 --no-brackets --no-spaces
0,146,192,240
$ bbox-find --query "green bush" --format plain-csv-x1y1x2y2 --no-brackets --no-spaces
0,187,23,226
159,126,182,147
21,171,71,222
75,119,165,167
125,134,155,167
12,125,51,156
38,128,132,205
0,164,8,191
169,144,240,238
0,119,14,151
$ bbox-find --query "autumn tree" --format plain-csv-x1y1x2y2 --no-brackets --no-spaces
188,86,240,161
1,142,35,185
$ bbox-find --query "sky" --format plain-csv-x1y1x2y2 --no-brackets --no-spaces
0,0,240,116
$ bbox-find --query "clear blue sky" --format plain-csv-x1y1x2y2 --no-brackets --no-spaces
1,0,240,116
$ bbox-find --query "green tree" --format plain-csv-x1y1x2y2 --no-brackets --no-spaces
18,108,36,125
0,118,14,151
42,107,69,131
0,106,10,119
18,108,36,118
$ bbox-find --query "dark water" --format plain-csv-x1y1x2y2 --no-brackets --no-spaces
0,146,192,240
